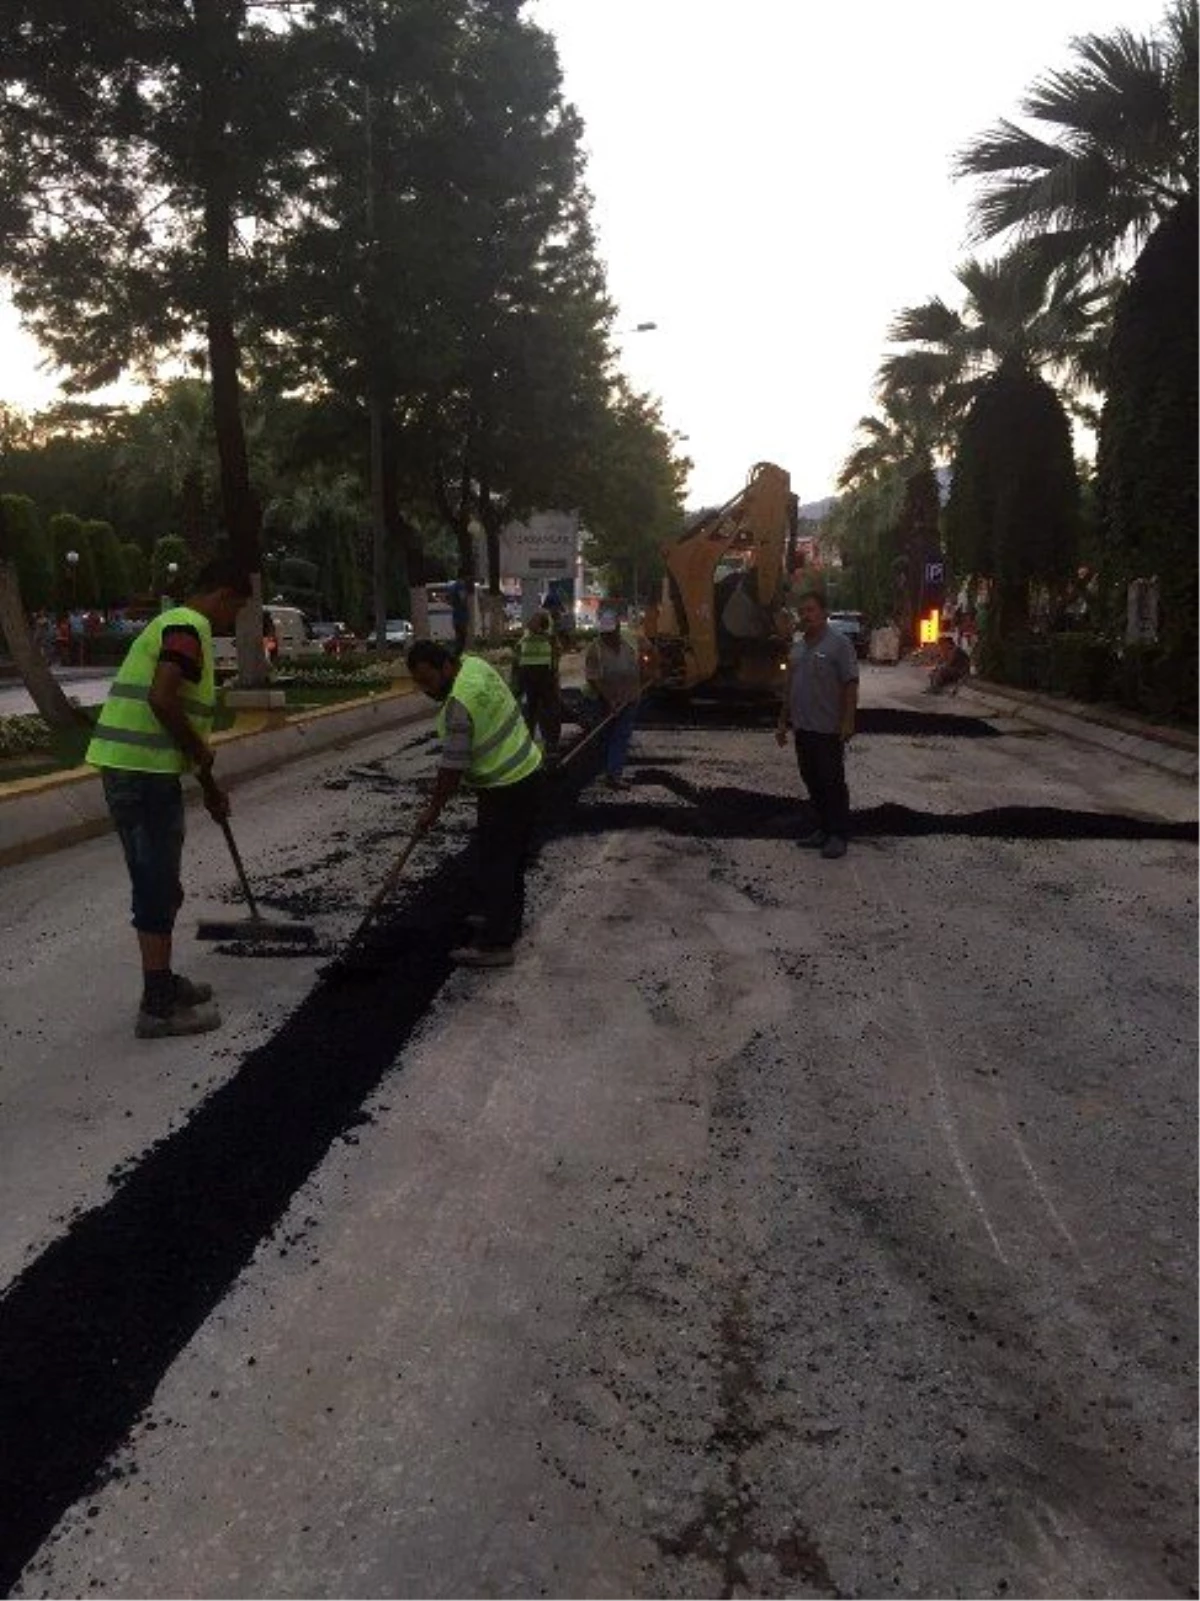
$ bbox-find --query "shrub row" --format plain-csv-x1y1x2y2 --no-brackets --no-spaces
978,631,1197,725
0,713,52,758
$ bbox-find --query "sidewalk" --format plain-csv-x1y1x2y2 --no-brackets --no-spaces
0,687,435,870
960,676,1197,780
0,668,115,719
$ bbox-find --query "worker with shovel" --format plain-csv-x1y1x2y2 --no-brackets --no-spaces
87,557,250,1037
407,641,543,969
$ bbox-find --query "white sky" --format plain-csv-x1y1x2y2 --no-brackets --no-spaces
0,0,1164,505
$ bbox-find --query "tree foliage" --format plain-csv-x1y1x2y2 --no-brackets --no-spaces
0,494,52,610
945,362,1079,627
580,385,688,598
1096,192,1198,660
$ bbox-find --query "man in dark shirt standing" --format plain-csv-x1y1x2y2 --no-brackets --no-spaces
775,590,859,859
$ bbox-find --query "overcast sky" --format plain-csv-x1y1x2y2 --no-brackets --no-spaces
529,0,1163,504
0,0,1164,506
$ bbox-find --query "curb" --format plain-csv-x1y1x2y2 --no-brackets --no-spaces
960,679,1197,780
0,690,435,871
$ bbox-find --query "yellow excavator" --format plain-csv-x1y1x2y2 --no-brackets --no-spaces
641,461,799,694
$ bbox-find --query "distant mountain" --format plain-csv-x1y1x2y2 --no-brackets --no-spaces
797,495,837,522
797,466,952,522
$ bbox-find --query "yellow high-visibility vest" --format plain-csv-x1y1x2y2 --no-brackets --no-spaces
86,607,216,775
437,655,542,788
516,630,554,668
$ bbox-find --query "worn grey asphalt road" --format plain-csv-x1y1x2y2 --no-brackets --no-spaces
1,666,1195,1599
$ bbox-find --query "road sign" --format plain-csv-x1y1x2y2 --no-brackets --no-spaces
498,511,580,580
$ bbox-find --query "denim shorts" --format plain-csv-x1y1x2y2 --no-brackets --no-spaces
102,770,186,935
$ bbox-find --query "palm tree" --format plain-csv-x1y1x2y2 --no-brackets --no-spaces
883,248,1101,630
881,247,1112,403
115,381,216,557
956,1,1196,271
838,385,952,637
956,2,1197,669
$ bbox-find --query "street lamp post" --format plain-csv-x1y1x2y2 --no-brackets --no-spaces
65,550,79,664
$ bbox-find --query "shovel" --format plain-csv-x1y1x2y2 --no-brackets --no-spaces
326,827,424,973
196,817,318,947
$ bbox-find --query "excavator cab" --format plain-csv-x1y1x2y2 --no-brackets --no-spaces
644,462,797,694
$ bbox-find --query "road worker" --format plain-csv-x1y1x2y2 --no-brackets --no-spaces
407,641,543,969
775,588,859,859
584,609,642,790
86,556,250,1037
512,610,561,756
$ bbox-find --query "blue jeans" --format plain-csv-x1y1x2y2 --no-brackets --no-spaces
102,770,186,935
603,702,638,778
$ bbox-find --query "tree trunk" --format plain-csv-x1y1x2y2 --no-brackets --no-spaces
0,563,86,729
181,469,207,558
195,0,265,688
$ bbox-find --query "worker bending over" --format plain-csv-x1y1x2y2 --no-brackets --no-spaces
775,588,859,860
512,610,561,756
408,642,544,968
584,610,642,790
87,557,250,1037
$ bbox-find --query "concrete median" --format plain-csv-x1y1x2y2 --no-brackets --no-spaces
0,688,435,870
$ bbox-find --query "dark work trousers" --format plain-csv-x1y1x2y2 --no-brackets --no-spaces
794,731,851,838
475,769,543,948
517,666,561,751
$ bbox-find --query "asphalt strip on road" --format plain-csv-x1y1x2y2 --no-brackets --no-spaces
0,706,1194,1594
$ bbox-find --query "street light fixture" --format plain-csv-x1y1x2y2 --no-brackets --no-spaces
616,320,658,334
65,550,80,663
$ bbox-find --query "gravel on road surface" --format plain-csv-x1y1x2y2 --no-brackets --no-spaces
0,666,1195,1599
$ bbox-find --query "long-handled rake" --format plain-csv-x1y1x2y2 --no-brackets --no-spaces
324,827,424,975
196,817,318,947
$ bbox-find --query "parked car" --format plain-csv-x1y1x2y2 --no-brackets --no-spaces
213,604,323,671
363,618,414,649
828,610,869,660
311,620,359,656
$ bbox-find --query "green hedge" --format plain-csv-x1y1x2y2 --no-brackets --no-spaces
0,713,52,758
981,630,1196,725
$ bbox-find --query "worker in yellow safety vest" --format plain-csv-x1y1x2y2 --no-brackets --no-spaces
407,641,543,968
86,557,251,1038
512,610,561,756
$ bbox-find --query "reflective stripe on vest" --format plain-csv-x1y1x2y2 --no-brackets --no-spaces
86,606,216,775
437,655,543,789
517,631,553,667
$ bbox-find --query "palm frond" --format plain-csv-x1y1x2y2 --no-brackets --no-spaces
886,298,963,347
877,349,961,394
1027,30,1170,144
838,441,892,490
1165,0,1199,177
956,119,1064,180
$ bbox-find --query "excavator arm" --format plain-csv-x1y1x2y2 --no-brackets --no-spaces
648,462,795,690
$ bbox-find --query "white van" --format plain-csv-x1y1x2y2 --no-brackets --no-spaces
212,605,323,671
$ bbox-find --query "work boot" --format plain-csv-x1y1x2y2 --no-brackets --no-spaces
172,973,214,1007
797,828,828,848
450,945,515,969
135,1000,222,1039
820,835,848,860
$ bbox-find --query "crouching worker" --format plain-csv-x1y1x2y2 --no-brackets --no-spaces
928,635,971,695
86,557,250,1038
408,641,544,969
